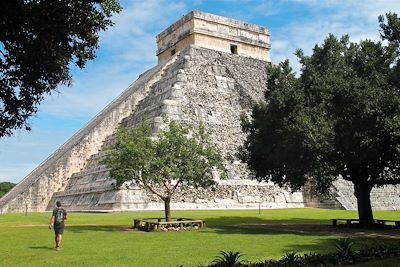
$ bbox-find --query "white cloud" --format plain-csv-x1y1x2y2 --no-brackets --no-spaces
38,67,140,118
102,0,186,43
287,0,400,18
252,1,282,17
0,126,74,183
270,0,397,71
37,0,187,119
0,164,38,183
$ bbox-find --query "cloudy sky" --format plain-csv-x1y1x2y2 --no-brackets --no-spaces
1,0,399,184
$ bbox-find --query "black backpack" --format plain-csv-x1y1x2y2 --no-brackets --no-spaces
55,209,64,224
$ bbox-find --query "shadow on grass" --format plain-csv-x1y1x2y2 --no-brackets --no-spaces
205,216,327,230
206,216,398,231
203,216,400,242
66,225,129,233
202,216,400,256
29,246,54,250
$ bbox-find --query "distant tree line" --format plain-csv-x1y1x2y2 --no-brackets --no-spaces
0,182,16,198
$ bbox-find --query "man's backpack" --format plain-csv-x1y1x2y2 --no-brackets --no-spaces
55,209,64,224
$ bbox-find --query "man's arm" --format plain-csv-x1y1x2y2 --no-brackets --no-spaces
49,216,55,229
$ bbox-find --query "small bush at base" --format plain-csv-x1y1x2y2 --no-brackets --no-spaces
210,251,245,267
334,237,355,259
200,240,400,267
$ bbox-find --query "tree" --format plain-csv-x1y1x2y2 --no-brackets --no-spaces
0,0,122,137
102,121,224,222
0,182,16,198
240,13,400,227
379,13,400,89
379,12,400,47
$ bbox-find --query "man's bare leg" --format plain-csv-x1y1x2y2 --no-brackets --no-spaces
56,234,62,250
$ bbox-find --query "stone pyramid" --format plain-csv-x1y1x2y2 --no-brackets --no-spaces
0,11,305,213
2,11,399,214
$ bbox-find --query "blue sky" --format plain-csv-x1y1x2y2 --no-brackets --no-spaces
1,0,399,183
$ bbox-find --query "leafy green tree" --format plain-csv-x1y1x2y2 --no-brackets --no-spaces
240,13,400,226
0,0,122,137
379,12,400,47
103,121,223,222
0,182,16,198
379,12,400,89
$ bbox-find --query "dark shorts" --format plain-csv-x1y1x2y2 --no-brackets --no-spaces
54,225,64,235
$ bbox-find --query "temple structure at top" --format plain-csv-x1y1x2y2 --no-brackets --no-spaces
156,10,271,63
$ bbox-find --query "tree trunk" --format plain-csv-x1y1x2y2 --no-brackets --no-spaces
164,197,171,222
353,181,374,227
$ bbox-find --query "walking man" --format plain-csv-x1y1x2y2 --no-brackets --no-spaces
49,200,67,251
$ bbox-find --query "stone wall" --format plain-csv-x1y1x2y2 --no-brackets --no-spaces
333,179,400,211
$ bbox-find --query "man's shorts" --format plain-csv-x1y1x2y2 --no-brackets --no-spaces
54,225,64,235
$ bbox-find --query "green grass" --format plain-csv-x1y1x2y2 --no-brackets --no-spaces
0,208,399,267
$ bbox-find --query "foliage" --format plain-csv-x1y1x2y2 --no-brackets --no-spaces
102,121,224,221
0,0,122,137
379,12,400,90
301,252,334,266
334,238,355,259
280,252,300,266
0,182,16,198
211,251,245,267
359,242,399,258
240,13,400,226
379,12,400,47
206,239,400,267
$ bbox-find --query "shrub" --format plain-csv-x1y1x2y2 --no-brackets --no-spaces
359,243,398,258
211,251,245,267
280,252,300,266
334,237,355,258
204,239,400,267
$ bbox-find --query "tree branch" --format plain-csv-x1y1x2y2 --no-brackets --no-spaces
143,183,165,201
162,179,170,192
172,180,182,194
375,178,400,186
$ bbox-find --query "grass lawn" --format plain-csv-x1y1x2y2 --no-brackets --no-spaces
0,208,399,267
